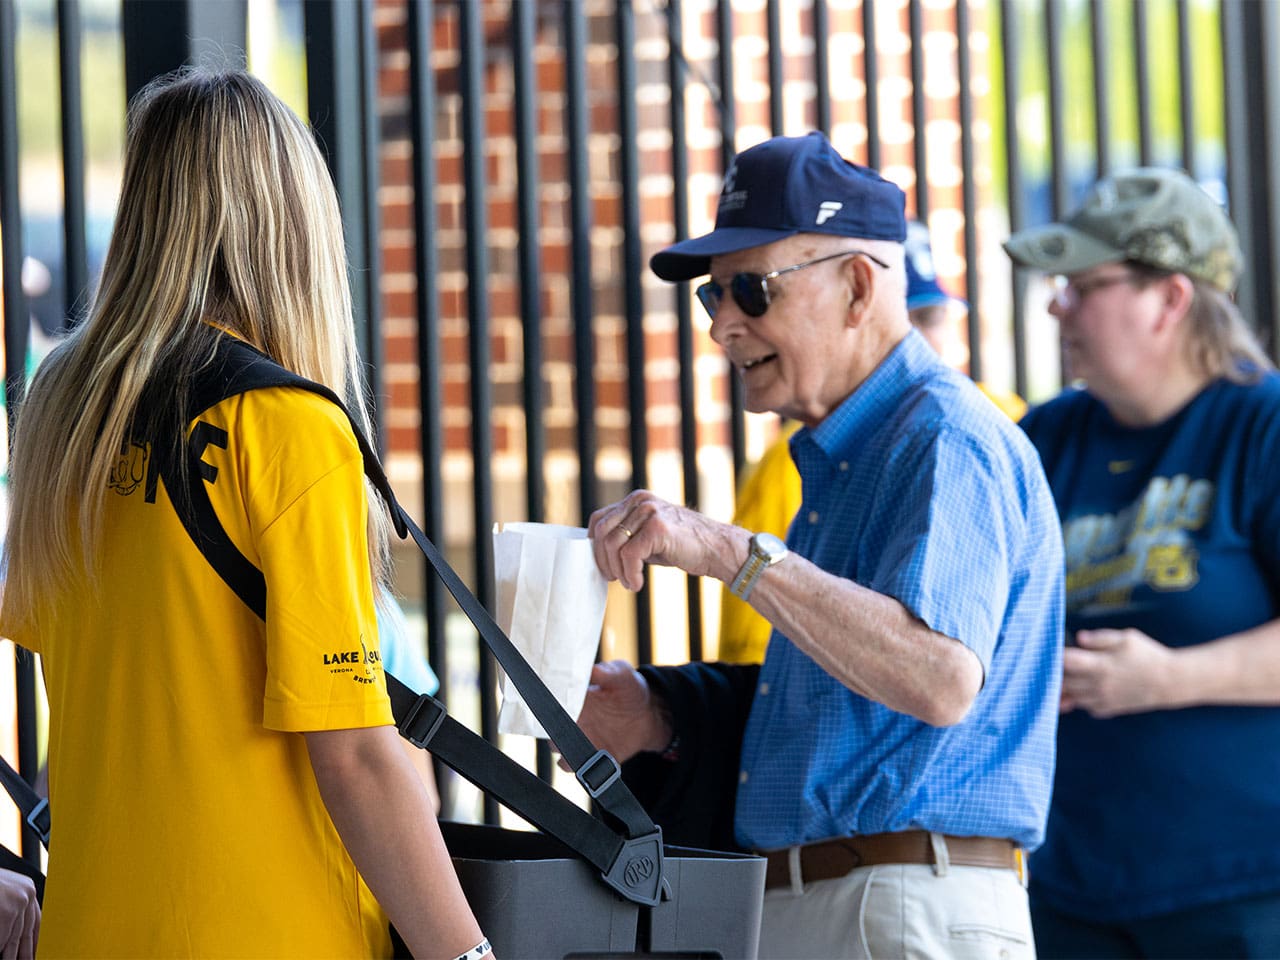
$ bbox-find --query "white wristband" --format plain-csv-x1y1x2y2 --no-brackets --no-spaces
453,937,492,960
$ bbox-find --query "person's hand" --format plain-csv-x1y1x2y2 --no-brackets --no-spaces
1061,628,1178,717
560,660,672,767
587,490,744,592
0,868,39,960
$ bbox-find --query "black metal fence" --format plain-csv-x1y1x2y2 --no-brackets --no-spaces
3,0,1278,847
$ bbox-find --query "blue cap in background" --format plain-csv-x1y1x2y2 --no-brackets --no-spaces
651,131,907,281
904,219,965,311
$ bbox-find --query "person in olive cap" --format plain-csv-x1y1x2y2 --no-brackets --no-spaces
1005,168,1280,958
574,131,1064,958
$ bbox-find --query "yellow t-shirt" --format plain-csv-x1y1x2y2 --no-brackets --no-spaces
977,381,1028,422
717,422,802,664
6,387,395,957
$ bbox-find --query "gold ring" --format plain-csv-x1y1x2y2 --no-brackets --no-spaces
619,525,633,539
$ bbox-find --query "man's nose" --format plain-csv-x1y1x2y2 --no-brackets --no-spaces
708,299,746,347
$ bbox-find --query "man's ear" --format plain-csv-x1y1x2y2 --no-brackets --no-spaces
844,254,877,327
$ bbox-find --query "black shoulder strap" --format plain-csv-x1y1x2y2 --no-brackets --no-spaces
158,335,665,907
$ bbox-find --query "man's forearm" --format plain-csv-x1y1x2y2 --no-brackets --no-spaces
747,556,983,725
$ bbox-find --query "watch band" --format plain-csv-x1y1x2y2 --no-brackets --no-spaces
729,552,769,601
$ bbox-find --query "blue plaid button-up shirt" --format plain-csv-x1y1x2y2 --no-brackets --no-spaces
735,330,1063,851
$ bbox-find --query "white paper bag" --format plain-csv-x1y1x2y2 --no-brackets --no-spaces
493,521,608,738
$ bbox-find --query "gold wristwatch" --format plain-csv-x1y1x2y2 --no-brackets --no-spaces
728,531,789,601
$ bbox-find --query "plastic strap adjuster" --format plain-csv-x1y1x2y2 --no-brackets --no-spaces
26,797,50,845
397,693,447,749
576,749,622,799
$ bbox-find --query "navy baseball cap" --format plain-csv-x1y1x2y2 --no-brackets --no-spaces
904,220,966,310
650,131,908,282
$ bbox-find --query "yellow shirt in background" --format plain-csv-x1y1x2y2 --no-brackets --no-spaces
717,421,802,664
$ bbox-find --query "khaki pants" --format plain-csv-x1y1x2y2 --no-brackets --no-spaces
758,839,1035,959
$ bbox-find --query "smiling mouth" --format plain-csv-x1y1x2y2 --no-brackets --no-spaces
741,354,777,371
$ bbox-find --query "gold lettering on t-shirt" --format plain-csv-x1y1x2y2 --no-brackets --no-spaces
1061,475,1213,613
108,440,151,496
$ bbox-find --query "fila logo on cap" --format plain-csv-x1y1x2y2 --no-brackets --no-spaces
816,201,842,225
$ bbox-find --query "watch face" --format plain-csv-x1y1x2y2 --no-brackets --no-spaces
753,532,789,561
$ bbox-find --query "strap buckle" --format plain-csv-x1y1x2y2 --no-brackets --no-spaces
26,797,50,846
397,693,447,749
576,749,621,799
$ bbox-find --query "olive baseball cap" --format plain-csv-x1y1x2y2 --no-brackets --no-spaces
650,132,907,282
1003,168,1242,292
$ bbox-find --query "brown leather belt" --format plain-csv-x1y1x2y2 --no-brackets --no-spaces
761,831,1024,890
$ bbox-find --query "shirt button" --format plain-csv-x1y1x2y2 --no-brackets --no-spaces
808,510,819,524
839,461,849,471
759,682,769,695
739,770,749,784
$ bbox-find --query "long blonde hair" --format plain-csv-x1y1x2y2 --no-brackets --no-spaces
4,69,391,628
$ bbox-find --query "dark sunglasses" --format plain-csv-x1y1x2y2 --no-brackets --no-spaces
695,249,891,318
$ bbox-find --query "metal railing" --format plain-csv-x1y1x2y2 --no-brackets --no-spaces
2,0,1277,842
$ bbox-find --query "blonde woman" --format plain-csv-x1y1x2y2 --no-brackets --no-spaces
2,71,487,958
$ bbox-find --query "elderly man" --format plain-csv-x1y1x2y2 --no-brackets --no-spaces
578,132,1064,959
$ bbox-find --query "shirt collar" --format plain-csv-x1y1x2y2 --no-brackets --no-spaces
797,328,944,462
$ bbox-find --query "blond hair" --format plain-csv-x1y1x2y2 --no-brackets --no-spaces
1185,281,1274,383
4,70,391,628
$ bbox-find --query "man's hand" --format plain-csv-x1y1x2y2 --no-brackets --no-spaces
0,869,39,960
587,490,748,592
1061,628,1178,717
564,660,672,766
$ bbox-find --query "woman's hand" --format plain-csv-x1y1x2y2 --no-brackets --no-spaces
1061,628,1178,717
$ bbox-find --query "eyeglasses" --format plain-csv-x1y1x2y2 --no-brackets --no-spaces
695,249,891,318
1051,272,1140,310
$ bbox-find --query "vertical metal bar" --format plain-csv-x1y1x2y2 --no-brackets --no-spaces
1175,0,1195,176
1045,0,1068,221
716,2,746,486
1089,0,1111,178
458,0,499,822
908,0,928,218
1221,0,1261,342
616,0,653,665
564,11,611,803
1133,0,1153,166
304,1,376,425
358,0,384,451
766,0,784,135
862,0,880,169
813,0,831,137
565,0,597,525
58,0,88,329
0,0,24,415
1252,0,1280,356
122,0,248,103
956,0,980,382
407,0,451,799
514,0,546,784
1000,0,1028,399
0,0,37,866
666,0,703,661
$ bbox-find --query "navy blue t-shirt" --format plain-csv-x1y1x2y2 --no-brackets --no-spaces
1022,374,1280,922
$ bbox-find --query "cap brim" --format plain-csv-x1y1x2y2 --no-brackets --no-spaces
1002,223,1127,276
650,226,800,281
